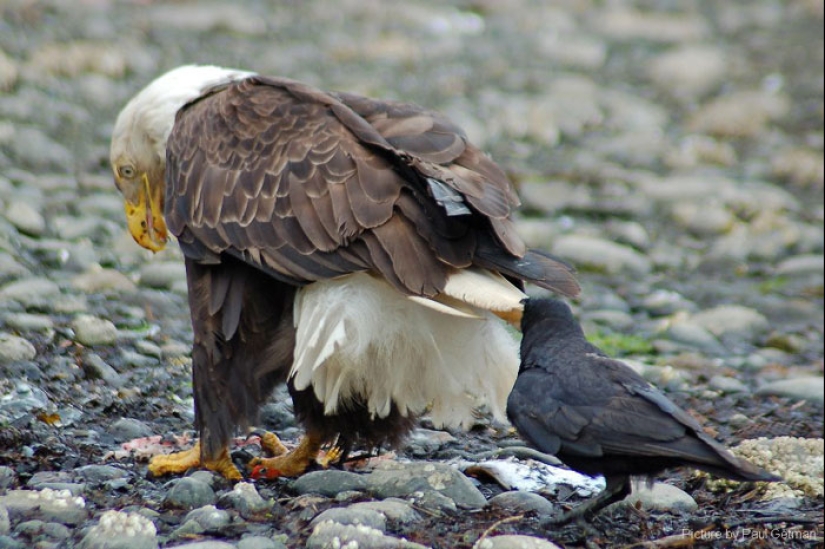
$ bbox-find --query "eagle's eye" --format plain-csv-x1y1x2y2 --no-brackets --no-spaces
118,164,137,179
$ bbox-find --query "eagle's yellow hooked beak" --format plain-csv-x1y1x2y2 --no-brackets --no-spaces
124,173,167,252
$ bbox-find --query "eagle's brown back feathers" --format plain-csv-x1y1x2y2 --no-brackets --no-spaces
165,76,579,299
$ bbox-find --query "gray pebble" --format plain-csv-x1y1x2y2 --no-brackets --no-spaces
665,134,737,169
218,482,269,518
775,254,824,277
258,401,297,430
1,359,42,381
0,278,61,309
727,413,751,428
138,262,187,290
708,375,750,394
306,521,427,549
756,377,825,404
688,90,790,138
164,477,216,510
0,536,25,549
182,505,231,531
0,49,17,90
552,235,652,275
10,126,74,173
647,45,726,100
72,315,118,346
0,467,15,491
0,252,30,282
51,293,89,315
365,461,487,509
187,470,219,488
670,200,735,237
747,349,794,369
334,491,365,503
0,506,8,536
405,428,457,456
688,305,770,340
164,542,235,549
237,536,287,549
134,340,163,359
347,499,421,525
5,200,46,237
107,418,154,442
291,470,368,497
13,520,71,540
147,3,267,34
81,353,123,386
551,77,605,136
581,309,634,331
581,292,630,313
0,333,36,364
407,489,457,514
597,7,707,41
50,216,104,242
664,322,726,355
119,349,159,368
160,340,191,358
772,146,825,188
475,536,563,549
2,313,54,333
71,269,137,294
169,519,205,539
74,465,129,485
605,220,650,250
621,482,698,514
774,255,825,295
26,471,73,489
310,506,387,531
519,180,593,215
487,491,556,516
642,290,694,317
0,382,52,421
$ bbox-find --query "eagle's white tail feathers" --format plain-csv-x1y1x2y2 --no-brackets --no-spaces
290,272,520,428
405,295,483,319
441,268,526,316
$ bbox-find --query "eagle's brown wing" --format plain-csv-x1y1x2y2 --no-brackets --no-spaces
165,75,579,299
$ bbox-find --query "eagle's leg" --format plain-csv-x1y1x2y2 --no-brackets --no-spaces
148,441,243,481
248,432,329,478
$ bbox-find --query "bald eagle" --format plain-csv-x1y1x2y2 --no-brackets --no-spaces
110,65,579,480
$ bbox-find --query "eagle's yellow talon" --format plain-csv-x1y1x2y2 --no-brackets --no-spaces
258,431,289,457
148,441,242,481
318,445,343,468
148,443,201,477
248,434,323,479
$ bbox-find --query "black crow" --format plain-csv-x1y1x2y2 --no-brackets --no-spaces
507,297,781,523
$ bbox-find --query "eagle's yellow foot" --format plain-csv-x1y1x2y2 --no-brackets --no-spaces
148,441,242,481
249,434,334,479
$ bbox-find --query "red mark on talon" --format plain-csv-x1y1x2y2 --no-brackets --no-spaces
250,464,281,480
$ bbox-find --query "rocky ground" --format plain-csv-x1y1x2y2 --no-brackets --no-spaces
0,0,823,548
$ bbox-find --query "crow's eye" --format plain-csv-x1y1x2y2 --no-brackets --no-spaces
119,165,136,179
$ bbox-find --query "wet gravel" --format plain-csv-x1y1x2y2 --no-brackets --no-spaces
0,0,823,548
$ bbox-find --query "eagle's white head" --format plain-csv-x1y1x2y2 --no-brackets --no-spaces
109,64,255,251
